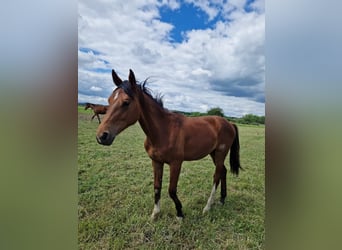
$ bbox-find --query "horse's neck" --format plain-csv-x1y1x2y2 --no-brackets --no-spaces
138,94,169,144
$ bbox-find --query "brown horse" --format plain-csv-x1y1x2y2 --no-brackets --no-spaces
85,103,109,123
96,69,241,220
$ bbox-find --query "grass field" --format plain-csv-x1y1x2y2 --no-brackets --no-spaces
78,107,265,249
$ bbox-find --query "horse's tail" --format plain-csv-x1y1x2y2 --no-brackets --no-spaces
229,123,242,176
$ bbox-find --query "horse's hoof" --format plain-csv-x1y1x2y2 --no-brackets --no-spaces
176,216,183,222
203,206,210,214
151,212,160,221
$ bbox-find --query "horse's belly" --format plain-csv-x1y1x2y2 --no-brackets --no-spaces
184,151,210,161
183,140,215,161
183,130,216,160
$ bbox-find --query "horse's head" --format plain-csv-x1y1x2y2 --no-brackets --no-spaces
96,69,141,145
84,103,90,110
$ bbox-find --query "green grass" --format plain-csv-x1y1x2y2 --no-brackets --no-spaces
78,109,265,249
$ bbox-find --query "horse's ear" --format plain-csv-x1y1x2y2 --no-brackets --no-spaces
128,69,137,89
112,69,123,86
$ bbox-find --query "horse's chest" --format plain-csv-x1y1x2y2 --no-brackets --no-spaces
144,141,175,163
148,149,162,161
145,145,164,161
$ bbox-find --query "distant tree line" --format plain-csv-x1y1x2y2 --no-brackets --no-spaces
173,107,265,125
228,113,265,125
79,103,264,125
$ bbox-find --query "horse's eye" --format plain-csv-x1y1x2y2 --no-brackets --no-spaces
122,101,130,107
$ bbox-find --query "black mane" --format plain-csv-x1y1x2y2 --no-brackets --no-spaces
139,79,164,108
118,78,164,108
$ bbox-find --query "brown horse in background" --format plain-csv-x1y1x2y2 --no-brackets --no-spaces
96,69,241,220
85,103,109,123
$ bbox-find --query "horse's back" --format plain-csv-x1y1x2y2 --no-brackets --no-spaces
94,105,108,114
143,114,236,162
181,115,235,160
184,115,234,137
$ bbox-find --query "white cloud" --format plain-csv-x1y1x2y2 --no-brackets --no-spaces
184,0,220,21
158,0,180,10
191,68,212,77
90,86,102,92
78,93,108,104
250,0,265,12
78,0,265,117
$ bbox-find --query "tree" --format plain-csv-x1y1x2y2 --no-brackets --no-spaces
240,114,265,124
207,107,224,117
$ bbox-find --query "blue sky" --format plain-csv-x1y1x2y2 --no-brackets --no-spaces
78,0,265,117
160,0,260,43
160,3,220,43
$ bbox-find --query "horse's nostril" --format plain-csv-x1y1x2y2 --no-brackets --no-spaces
97,131,115,146
100,132,109,141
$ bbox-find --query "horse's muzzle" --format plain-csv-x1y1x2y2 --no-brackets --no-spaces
96,132,115,146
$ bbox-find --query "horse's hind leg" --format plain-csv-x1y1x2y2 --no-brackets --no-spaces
220,165,227,204
96,114,101,124
203,150,227,213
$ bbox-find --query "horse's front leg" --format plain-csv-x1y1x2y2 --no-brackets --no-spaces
96,114,101,124
169,161,184,219
151,160,164,220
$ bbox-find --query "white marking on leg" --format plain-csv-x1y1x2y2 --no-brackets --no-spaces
151,201,160,220
203,184,216,213
113,92,119,100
